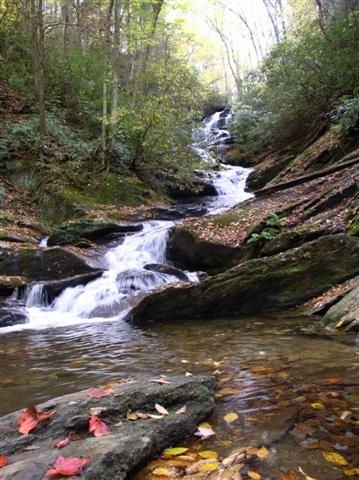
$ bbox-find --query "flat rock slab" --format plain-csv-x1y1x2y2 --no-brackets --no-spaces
0,375,215,480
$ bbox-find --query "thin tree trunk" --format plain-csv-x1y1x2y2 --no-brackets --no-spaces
32,0,46,140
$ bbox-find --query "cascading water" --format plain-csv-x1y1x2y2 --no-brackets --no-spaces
1,109,252,333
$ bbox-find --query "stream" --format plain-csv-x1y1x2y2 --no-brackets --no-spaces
1,110,359,478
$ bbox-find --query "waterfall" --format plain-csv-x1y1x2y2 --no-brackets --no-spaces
24,284,48,308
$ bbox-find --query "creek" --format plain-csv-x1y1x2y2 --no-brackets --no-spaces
1,110,358,478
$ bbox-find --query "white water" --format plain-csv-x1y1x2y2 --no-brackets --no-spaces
2,109,253,333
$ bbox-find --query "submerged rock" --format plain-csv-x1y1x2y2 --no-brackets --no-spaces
0,375,215,480
0,247,101,282
129,234,359,322
144,263,189,281
47,219,143,247
0,306,27,327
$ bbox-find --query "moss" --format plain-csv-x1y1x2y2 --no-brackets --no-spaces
0,210,15,225
347,216,359,236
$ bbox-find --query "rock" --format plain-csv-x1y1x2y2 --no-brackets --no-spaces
153,205,208,220
0,305,27,327
144,263,189,281
0,275,27,296
47,219,143,246
0,375,215,480
0,247,102,282
22,271,105,304
128,234,359,323
322,285,359,332
166,180,218,199
167,226,243,273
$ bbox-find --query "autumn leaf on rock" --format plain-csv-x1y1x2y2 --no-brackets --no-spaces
322,451,348,466
0,455,8,468
45,455,91,477
155,403,169,415
53,436,71,449
87,386,113,398
163,447,189,456
89,415,111,437
223,412,239,423
18,406,55,435
175,406,186,415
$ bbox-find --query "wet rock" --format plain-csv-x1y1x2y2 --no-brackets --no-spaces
22,271,105,304
166,180,218,199
47,219,143,247
0,375,215,480
322,285,359,332
167,226,243,273
0,275,27,296
153,205,208,220
129,234,359,322
144,263,189,281
0,247,101,282
0,305,27,327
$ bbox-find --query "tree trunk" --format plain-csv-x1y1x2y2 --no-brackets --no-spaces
31,0,46,140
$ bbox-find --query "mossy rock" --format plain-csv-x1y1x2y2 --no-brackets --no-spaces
321,286,359,333
129,234,359,323
0,275,27,296
0,247,101,282
47,219,142,246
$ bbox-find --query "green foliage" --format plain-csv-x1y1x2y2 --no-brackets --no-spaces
247,213,282,244
329,92,359,134
230,10,359,152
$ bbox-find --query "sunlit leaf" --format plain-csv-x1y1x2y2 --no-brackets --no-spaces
198,451,219,459
0,455,8,468
310,403,325,410
194,426,215,438
248,471,261,480
152,467,173,476
279,471,299,480
45,455,91,477
344,468,359,477
197,462,219,472
163,447,188,456
256,447,269,460
322,451,348,466
89,415,111,437
147,413,164,419
155,404,169,415
127,412,139,420
224,412,239,423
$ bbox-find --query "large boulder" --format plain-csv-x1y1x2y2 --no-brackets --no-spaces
321,285,359,332
0,375,215,480
0,275,27,296
0,247,102,282
129,234,359,323
167,227,243,273
47,219,143,247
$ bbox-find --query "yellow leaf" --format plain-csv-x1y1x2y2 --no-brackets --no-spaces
198,451,219,459
311,403,325,410
224,412,239,423
163,447,189,456
344,468,359,477
152,467,173,476
126,412,138,420
197,462,219,472
323,451,348,466
248,471,261,480
256,447,269,460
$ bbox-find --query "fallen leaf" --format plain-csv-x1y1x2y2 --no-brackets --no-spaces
323,451,348,466
89,415,111,437
197,462,219,472
279,471,299,480
53,436,70,449
127,412,139,420
18,406,55,435
87,387,112,398
155,404,169,415
22,445,41,451
198,450,219,459
151,378,171,385
0,455,8,468
298,467,318,480
175,406,186,415
185,372,192,377
163,447,189,456
45,455,91,477
194,426,216,438
344,468,359,476
310,403,325,410
152,467,173,476
186,458,219,474
224,412,239,423
256,446,269,460
147,414,164,419
248,471,261,480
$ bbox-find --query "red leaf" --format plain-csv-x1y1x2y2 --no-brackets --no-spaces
45,455,91,477
0,455,8,468
87,387,112,399
18,406,55,435
89,415,111,437
53,436,71,449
